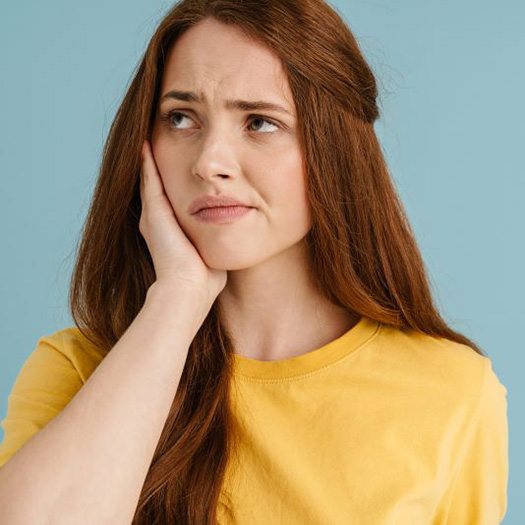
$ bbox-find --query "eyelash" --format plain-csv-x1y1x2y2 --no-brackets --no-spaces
159,110,282,134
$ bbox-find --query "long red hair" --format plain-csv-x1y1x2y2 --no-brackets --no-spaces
68,0,486,522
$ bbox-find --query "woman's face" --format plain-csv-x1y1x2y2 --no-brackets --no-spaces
151,17,311,270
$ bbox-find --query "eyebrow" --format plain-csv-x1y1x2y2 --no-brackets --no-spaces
159,89,293,117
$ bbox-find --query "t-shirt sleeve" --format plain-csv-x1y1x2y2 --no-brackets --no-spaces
434,357,509,524
0,331,84,468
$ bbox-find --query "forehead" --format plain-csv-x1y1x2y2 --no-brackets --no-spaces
160,18,294,110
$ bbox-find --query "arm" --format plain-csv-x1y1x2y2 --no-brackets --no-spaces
433,357,509,525
0,284,202,525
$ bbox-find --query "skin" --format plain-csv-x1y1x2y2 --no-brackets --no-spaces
151,17,359,361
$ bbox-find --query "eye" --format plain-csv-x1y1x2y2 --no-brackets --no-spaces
160,111,194,130
159,110,281,134
246,116,280,134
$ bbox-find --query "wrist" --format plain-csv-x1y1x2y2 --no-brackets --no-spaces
144,282,206,333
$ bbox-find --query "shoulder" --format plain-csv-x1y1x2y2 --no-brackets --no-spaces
372,322,507,415
0,327,105,468
28,326,105,384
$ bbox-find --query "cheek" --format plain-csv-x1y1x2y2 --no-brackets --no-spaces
269,158,311,230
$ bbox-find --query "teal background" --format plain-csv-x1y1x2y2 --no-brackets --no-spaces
0,1,523,521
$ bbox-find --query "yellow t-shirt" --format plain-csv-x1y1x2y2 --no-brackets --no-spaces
0,317,508,524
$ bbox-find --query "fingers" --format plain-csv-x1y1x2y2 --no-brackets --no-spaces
140,139,165,203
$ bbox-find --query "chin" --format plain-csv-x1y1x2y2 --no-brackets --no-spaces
199,249,265,271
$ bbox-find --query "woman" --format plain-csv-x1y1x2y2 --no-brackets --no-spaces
0,1,508,523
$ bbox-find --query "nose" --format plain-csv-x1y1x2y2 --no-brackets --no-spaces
190,127,239,182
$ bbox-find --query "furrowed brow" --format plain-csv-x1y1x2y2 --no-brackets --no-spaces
159,89,293,116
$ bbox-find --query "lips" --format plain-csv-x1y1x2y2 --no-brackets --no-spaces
188,194,254,214
193,205,254,223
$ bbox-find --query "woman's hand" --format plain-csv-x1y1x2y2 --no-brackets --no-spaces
138,139,227,310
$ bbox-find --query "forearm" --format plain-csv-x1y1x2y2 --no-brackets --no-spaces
0,286,199,525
